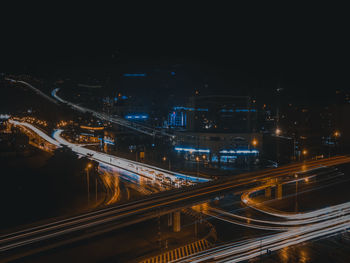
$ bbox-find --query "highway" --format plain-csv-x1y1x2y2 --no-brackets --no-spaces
5,78,59,105
1,151,350,261
51,129,208,185
5,120,350,262
179,179,350,262
51,87,174,138
178,211,350,262
8,120,207,187
9,120,61,147
6,77,174,138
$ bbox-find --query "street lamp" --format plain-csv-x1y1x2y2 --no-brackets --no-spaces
195,156,200,176
251,139,258,147
275,128,281,136
302,149,307,161
333,131,341,155
86,163,92,205
162,156,171,170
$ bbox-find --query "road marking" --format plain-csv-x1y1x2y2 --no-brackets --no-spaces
139,239,211,263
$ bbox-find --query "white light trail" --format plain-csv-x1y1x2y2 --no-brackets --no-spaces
9,120,61,147
52,129,208,184
51,88,175,138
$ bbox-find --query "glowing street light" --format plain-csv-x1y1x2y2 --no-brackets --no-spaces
195,156,200,176
334,131,341,137
275,128,281,136
162,156,171,170
251,139,258,147
86,163,93,204
302,149,308,156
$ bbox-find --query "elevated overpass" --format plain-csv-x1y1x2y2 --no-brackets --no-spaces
6,77,174,138
9,120,208,187
51,88,174,138
1,154,349,261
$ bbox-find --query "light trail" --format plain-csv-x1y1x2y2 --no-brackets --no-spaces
9,119,61,147
1,156,349,257
2,120,350,261
178,166,350,262
241,185,350,221
52,129,208,184
98,168,121,205
9,120,207,185
51,88,175,138
6,78,59,105
179,210,350,262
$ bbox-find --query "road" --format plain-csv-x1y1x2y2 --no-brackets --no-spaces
8,120,207,187
6,77,174,138
1,151,349,261
179,165,350,262
51,129,208,185
51,87,174,138
5,78,59,105
5,111,350,262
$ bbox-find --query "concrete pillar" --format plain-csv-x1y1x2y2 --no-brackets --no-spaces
168,213,173,227
277,184,283,200
265,186,271,198
173,211,181,232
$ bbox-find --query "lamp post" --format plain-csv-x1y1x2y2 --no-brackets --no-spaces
95,176,98,204
334,131,340,155
275,128,281,136
302,149,307,161
252,138,258,147
195,156,200,177
202,154,206,166
275,128,281,164
86,163,92,205
162,156,171,171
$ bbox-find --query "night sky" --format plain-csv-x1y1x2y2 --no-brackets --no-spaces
1,5,349,102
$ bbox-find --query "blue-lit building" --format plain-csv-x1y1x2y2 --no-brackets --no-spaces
171,96,261,166
124,113,149,121
168,106,208,128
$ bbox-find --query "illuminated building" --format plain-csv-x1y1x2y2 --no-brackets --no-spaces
171,96,261,165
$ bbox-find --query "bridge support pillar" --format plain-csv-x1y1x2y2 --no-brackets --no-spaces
265,186,271,198
277,184,283,200
168,213,173,227
173,211,181,232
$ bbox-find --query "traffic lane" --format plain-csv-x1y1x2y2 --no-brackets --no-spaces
1,156,348,246
259,173,350,214
2,156,350,255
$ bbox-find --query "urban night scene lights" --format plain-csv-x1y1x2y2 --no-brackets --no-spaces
1,6,350,263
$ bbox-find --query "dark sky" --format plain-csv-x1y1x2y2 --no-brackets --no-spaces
1,5,349,98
